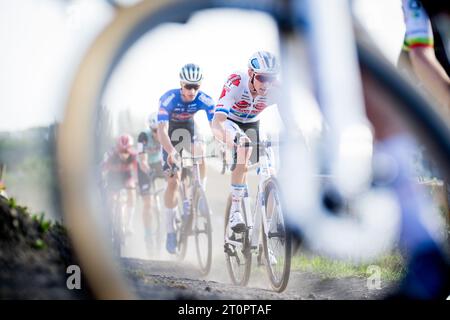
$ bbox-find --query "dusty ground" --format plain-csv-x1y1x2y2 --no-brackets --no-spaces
123,257,394,300
0,163,396,299
120,164,396,300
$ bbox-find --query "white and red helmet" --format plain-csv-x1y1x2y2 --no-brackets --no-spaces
248,51,279,75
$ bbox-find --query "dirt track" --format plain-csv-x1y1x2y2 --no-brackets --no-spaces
123,257,394,300
120,164,395,300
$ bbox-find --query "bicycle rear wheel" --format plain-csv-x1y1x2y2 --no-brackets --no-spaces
224,194,252,286
111,199,123,258
148,177,164,258
261,178,292,292
193,187,212,275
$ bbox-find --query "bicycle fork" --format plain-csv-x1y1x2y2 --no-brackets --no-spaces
244,186,266,253
224,183,266,256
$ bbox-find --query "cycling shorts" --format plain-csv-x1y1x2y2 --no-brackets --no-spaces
106,171,136,193
137,162,164,196
225,118,260,164
162,121,205,172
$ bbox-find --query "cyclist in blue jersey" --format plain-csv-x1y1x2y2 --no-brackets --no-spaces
157,63,215,254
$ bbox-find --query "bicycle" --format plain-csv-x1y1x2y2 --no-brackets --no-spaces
110,188,128,258
99,170,127,258
223,137,292,292
143,170,166,258
168,153,214,276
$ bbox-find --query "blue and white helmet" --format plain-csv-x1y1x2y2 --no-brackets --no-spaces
179,63,203,84
248,51,279,75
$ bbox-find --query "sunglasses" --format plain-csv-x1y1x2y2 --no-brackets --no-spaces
254,74,276,83
183,84,200,90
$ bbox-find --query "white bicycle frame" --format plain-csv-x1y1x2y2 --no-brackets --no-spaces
178,148,206,202
226,141,277,252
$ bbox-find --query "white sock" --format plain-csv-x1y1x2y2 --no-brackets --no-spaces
165,207,177,233
231,184,246,212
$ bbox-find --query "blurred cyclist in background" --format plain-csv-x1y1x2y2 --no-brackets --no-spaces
157,63,215,254
393,0,450,299
397,0,450,233
137,112,164,255
102,134,138,236
398,0,450,117
362,61,450,300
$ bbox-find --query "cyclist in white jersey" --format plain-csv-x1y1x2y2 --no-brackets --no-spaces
212,51,280,232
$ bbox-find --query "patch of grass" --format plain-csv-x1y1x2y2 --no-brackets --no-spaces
291,253,405,281
32,238,46,250
7,197,17,209
52,221,67,235
6,197,31,215
32,212,52,234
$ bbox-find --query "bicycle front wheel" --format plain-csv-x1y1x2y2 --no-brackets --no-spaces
193,187,212,275
174,187,190,260
224,194,252,286
261,178,292,292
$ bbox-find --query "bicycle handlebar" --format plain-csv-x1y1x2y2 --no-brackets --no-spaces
167,164,179,177
167,154,222,177
181,154,220,161
234,132,282,149
240,141,281,148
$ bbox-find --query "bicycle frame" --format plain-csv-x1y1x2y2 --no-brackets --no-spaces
174,156,199,207
180,153,213,212
226,142,276,252
183,156,202,193
178,141,218,201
